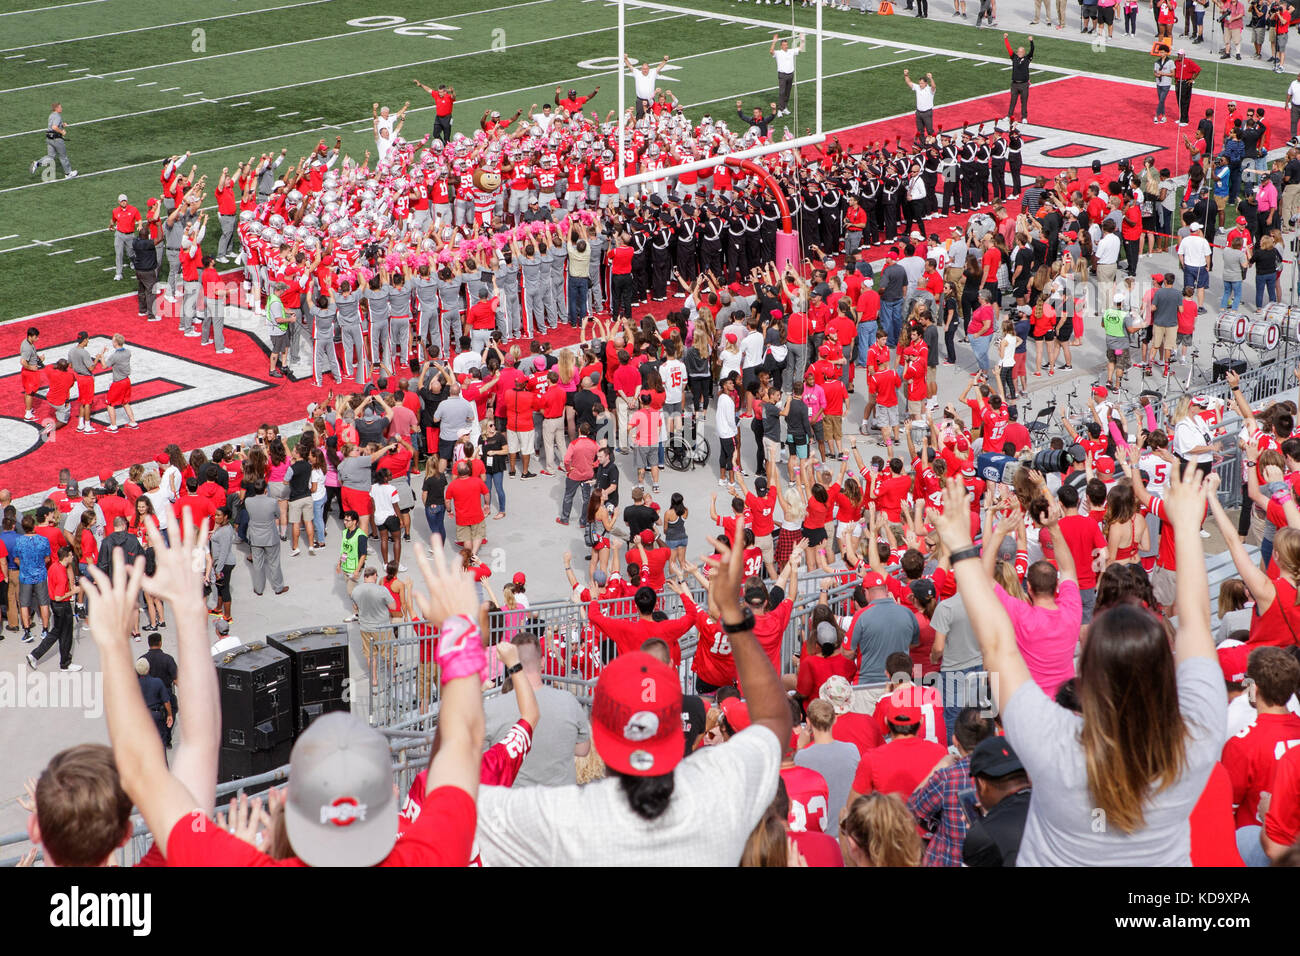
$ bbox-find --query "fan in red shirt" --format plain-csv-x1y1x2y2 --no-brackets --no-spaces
586,584,696,666
818,675,885,758
1221,647,1300,829
781,762,831,834
848,707,948,800
873,667,947,746
796,620,858,702
445,464,489,554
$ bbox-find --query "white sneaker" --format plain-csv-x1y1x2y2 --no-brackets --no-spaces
290,548,301,556
25,654,37,670
113,274,122,281
67,170,78,178
343,614,358,622
62,664,83,672
83,426,98,435
23,411,35,421
106,425,119,432
217,347,234,354
184,330,201,337
398,564,407,572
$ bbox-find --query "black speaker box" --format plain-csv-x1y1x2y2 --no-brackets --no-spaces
215,642,294,751
217,740,293,789
266,627,352,733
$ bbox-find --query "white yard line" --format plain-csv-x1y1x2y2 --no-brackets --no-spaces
0,0,115,17
278,111,300,117
226,100,250,107
0,0,335,54
74,256,100,263
0,11,689,138
47,248,72,256
253,106,275,112
0,0,563,95
137,81,157,87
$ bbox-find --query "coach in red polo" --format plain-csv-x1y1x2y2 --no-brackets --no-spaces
111,194,141,281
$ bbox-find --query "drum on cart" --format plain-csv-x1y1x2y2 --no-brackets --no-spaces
1214,310,1249,345
1247,319,1280,351
1263,303,1300,345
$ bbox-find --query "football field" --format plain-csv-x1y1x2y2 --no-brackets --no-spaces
0,0,1286,323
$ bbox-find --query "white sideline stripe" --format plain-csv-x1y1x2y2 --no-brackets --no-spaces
0,11,690,139
74,256,99,263
253,106,275,112
113,76,135,81
47,248,72,256
101,266,114,271
227,101,250,107
67,66,89,72
0,0,114,17
0,0,334,54
302,116,324,122
0,0,563,94
278,111,299,117
182,91,205,97
4,54,24,59
0,234,18,240
27,58,45,62
46,63,68,68
137,81,157,87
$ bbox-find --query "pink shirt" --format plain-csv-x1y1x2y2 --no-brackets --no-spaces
1258,180,1278,212
994,579,1082,699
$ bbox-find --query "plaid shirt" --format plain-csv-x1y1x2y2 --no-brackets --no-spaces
907,755,971,867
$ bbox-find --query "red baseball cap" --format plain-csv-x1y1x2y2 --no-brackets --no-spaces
1218,643,1250,684
153,453,170,465
639,529,655,544
861,571,887,589
727,281,743,294
99,468,114,484
1236,216,1247,226
1095,456,1116,478
720,696,752,732
1092,386,1108,399
590,652,684,776
512,572,526,586
886,706,923,730
725,331,739,343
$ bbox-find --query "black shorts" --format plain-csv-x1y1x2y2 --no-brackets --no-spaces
215,566,233,602
802,526,829,546
720,436,736,467
1036,329,1056,342
1098,5,1115,24
377,515,400,534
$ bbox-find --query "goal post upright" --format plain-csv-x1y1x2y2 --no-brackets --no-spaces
613,0,825,271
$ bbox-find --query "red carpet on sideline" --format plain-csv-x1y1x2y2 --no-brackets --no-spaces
2,78,1253,499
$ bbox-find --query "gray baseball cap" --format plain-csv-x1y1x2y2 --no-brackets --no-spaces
283,712,398,867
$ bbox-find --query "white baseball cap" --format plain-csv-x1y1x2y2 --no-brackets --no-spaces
1190,222,1203,231
117,193,128,202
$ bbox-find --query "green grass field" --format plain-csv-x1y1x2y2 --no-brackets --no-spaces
0,0,1283,322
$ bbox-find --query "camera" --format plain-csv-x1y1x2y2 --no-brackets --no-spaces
1030,445,1085,474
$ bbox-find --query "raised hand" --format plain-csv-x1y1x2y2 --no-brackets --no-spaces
412,539,481,628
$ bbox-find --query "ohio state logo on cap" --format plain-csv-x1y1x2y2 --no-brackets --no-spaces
320,796,367,826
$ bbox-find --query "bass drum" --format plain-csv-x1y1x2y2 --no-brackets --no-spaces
1214,310,1249,345
1264,303,1300,345
1247,319,1280,351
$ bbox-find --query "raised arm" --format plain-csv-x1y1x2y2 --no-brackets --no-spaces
706,516,791,744
932,478,1031,714
1162,465,1216,663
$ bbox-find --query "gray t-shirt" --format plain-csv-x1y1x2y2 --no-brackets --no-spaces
351,581,395,632
1221,246,1248,281
433,395,475,437
434,274,466,312
483,683,590,787
336,455,372,491
21,340,39,367
878,263,908,302
1152,287,1182,328
850,598,920,684
931,593,983,672
335,289,363,327
68,345,95,375
411,275,439,314
793,741,860,837
494,261,520,294
364,285,391,323
1004,655,1225,866
388,284,413,316
519,253,543,286
105,348,131,380
310,301,336,337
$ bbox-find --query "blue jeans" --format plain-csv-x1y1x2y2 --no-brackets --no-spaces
312,496,326,544
424,504,446,543
1156,85,1170,117
1256,273,1277,308
1220,280,1243,310
567,275,590,326
1236,825,1271,867
485,470,505,514
940,665,987,747
856,320,878,366
879,299,904,347
971,334,991,372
